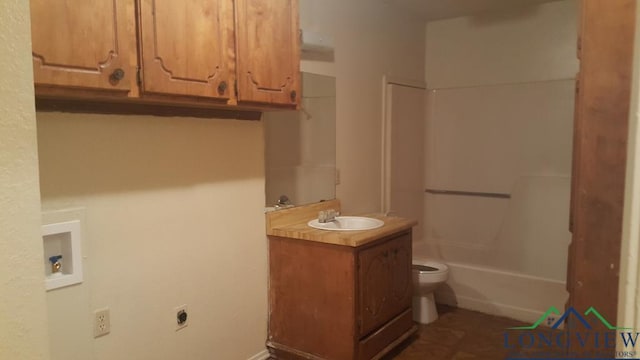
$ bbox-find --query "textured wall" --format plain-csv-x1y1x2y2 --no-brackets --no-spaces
0,0,51,359
38,113,267,360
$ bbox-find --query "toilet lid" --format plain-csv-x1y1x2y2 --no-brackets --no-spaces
412,264,440,272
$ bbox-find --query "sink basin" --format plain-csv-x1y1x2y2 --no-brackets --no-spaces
307,216,384,231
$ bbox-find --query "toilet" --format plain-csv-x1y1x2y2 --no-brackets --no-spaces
412,259,449,324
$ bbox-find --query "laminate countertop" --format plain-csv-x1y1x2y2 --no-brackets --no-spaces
267,213,417,247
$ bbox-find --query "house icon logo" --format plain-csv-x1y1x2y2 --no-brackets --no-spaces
509,306,631,331
503,306,638,360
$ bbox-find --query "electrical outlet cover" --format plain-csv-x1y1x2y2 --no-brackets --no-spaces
93,308,110,337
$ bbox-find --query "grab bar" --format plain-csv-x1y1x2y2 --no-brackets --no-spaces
425,188,511,199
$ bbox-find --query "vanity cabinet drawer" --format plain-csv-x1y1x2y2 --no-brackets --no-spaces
358,309,414,360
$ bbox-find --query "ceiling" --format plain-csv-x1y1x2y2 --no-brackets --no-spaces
390,0,562,21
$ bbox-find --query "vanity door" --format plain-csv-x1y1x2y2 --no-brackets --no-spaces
358,231,412,336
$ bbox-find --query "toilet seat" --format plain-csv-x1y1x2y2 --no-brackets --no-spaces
412,260,448,275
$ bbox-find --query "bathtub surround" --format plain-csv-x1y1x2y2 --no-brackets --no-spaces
423,0,578,322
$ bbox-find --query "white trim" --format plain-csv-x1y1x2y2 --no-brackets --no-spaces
42,220,83,291
437,293,547,325
384,75,427,90
617,0,640,350
246,349,270,360
380,75,427,214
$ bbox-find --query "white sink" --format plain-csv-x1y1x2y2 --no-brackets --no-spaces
307,216,384,231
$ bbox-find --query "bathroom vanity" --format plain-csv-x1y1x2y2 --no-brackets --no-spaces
265,200,417,360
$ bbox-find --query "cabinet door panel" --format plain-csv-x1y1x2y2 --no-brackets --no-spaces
358,232,412,336
138,0,235,99
30,0,132,92
235,0,300,106
389,236,412,308
360,254,391,334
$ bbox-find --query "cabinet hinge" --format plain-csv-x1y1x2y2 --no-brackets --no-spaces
234,79,238,98
136,67,142,87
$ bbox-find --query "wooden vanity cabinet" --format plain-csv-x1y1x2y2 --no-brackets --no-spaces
29,0,300,110
268,230,415,360
30,0,134,95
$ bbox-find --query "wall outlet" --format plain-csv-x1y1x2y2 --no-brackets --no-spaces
175,304,188,331
93,308,110,337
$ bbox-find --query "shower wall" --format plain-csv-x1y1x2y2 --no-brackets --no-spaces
423,0,579,322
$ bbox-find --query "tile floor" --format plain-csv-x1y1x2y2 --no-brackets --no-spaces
386,305,564,360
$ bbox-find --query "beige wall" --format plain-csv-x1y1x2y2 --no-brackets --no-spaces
37,113,266,360
424,0,578,322
300,0,426,213
0,1,51,359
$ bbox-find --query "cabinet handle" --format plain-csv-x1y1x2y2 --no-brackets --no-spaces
109,68,125,84
290,90,297,102
218,81,228,95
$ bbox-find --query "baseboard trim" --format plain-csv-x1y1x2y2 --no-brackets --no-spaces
247,349,270,360
437,293,545,324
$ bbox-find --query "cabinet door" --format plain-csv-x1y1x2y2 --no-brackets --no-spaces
138,0,235,100
388,234,412,312
30,0,132,93
358,232,412,336
235,0,300,106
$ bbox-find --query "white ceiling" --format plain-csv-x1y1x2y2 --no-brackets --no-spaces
390,0,562,21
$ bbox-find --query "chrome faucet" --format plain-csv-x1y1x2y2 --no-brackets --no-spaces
318,209,339,223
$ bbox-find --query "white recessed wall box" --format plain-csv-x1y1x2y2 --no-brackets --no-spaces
42,220,83,291
301,30,334,53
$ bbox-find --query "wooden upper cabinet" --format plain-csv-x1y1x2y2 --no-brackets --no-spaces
29,0,301,111
30,0,132,93
138,0,235,100
235,0,300,107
